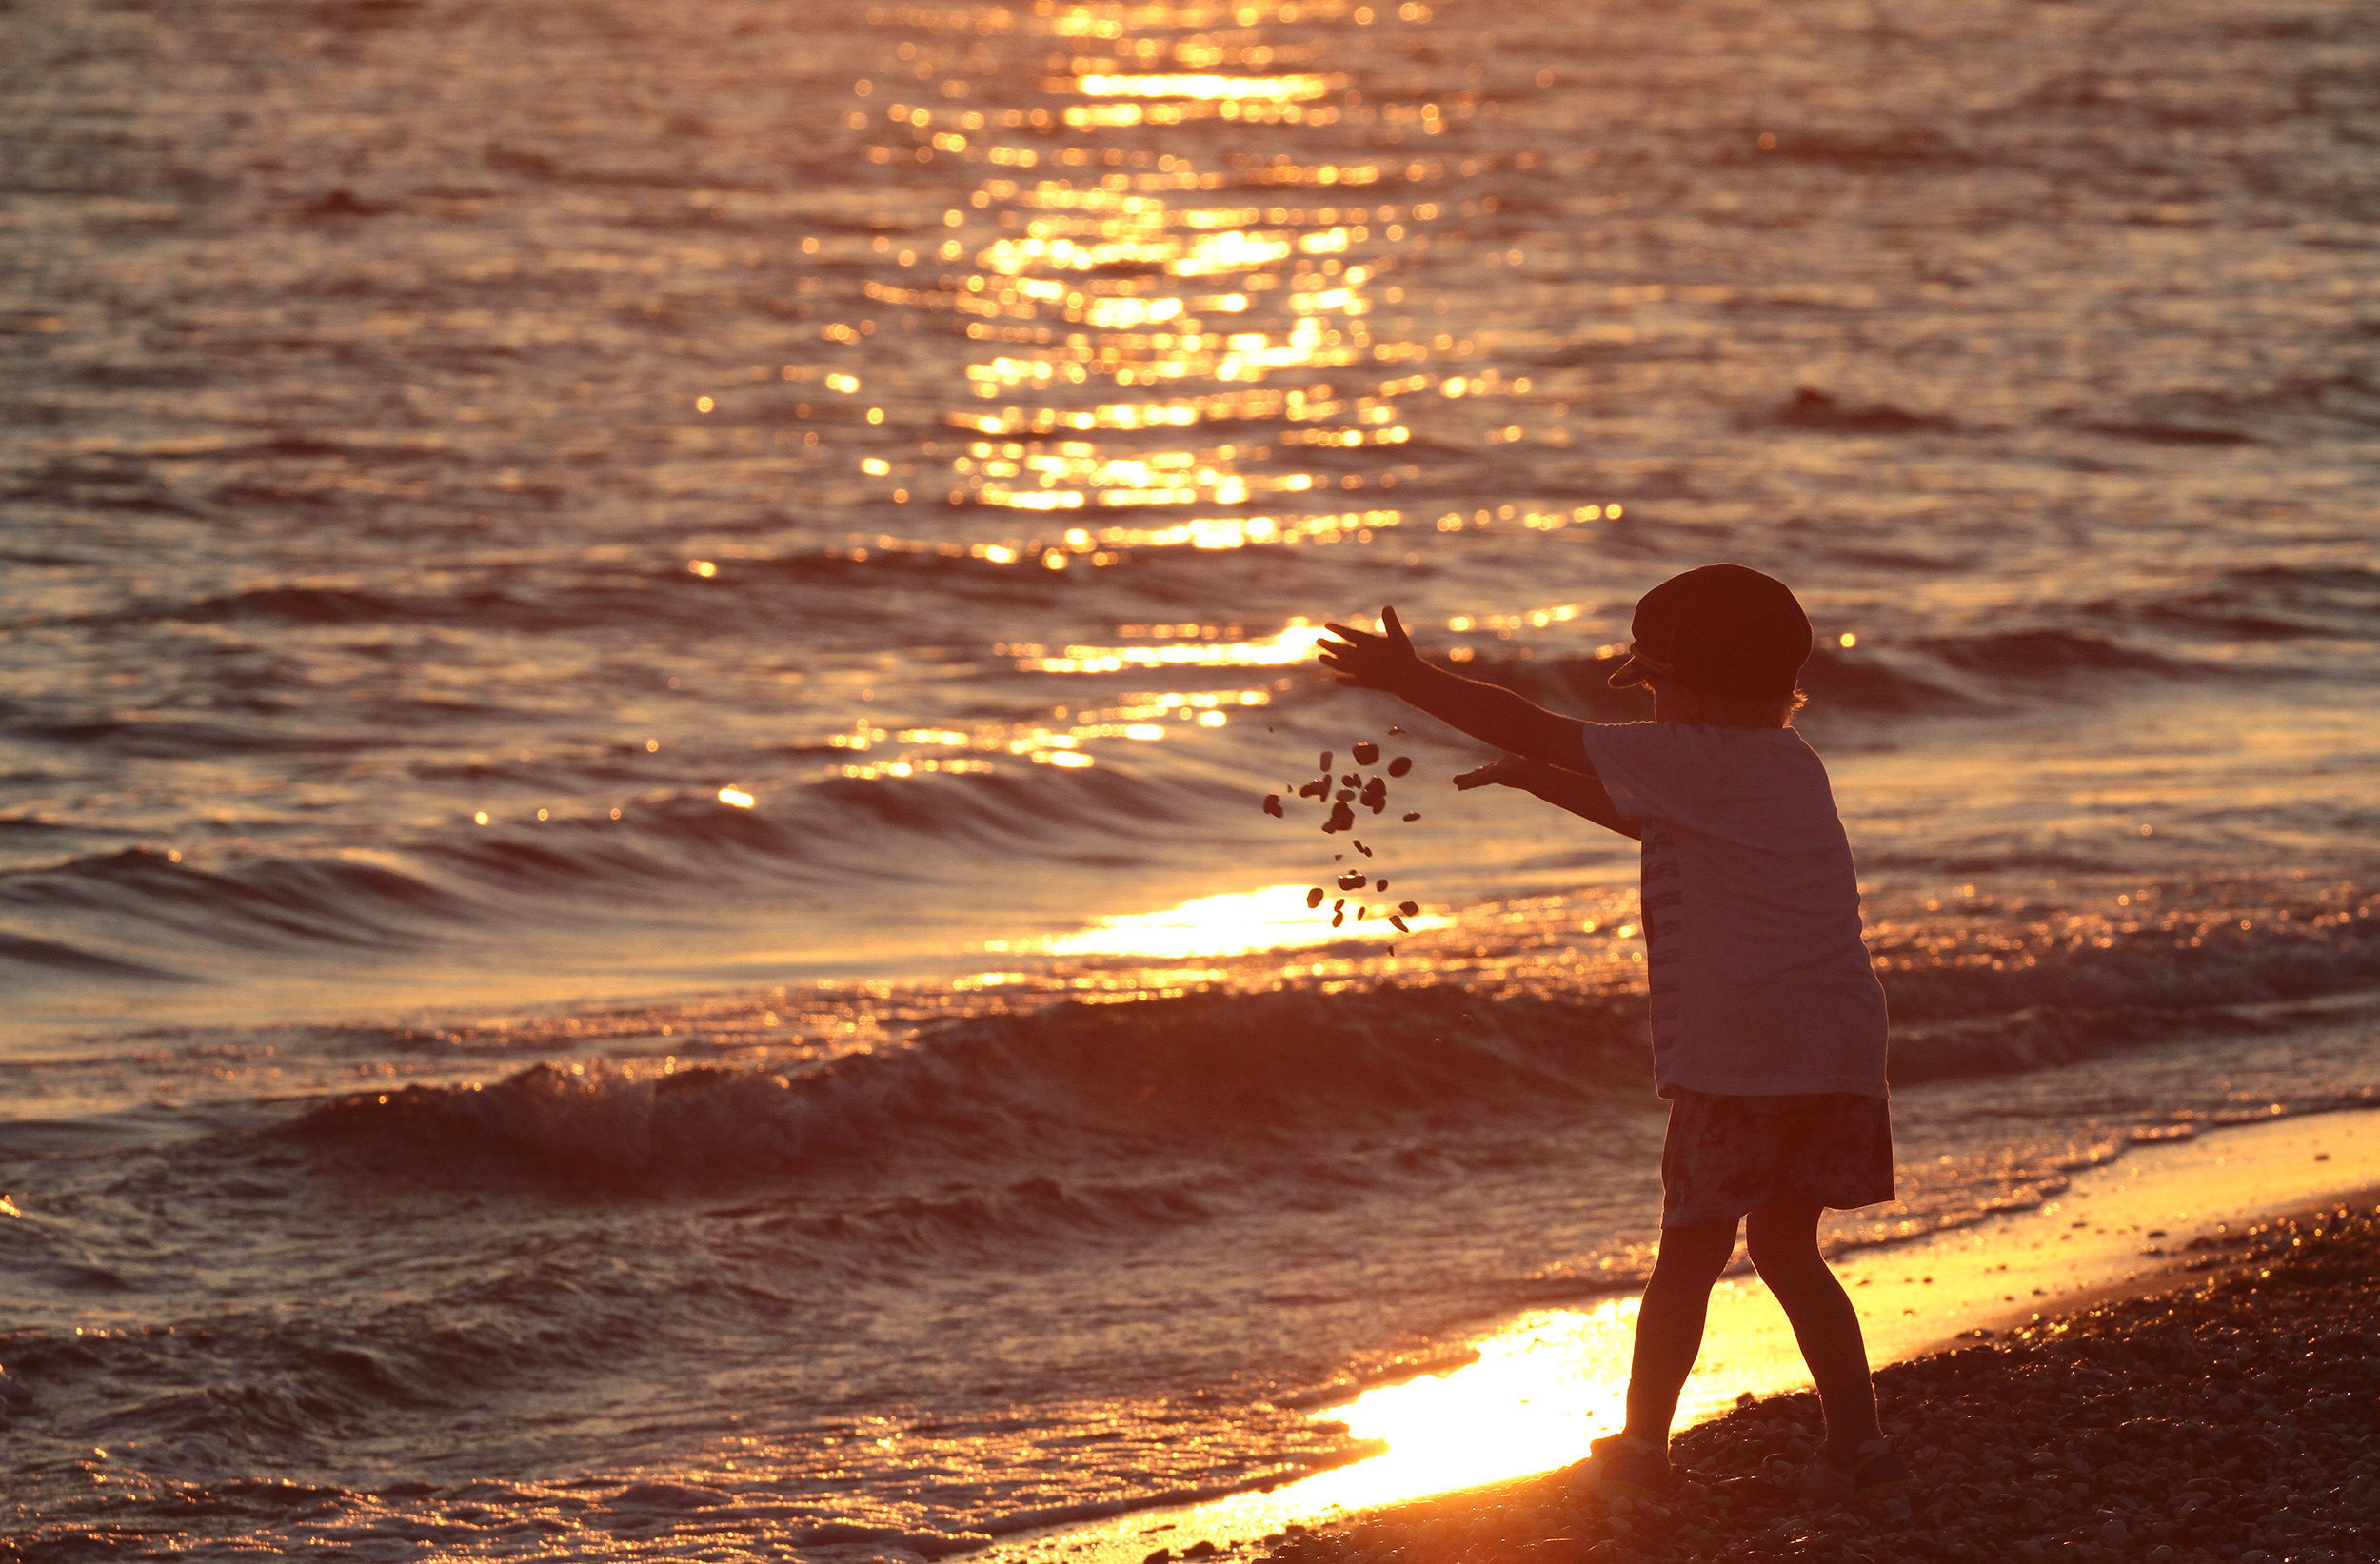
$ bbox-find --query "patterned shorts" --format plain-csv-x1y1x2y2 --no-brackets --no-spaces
1659,1088,1896,1230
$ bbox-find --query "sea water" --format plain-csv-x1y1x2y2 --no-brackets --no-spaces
2,0,2375,1554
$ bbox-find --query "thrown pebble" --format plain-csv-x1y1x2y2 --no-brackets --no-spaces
1263,794,1284,817
1324,801,1355,833
1319,751,1333,772
1374,878,1387,892
1353,742,1380,765
1398,901,1418,916
1402,811,1420,822
1388,914,1409,932
1306,888,1325,908
1337,870,1368,891
1361,777,1388,814
1387,756,1413,777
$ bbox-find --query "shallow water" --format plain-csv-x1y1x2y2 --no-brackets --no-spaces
3,0,2377,1555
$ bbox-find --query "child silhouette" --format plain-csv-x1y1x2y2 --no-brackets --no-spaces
1319,564,1909,1503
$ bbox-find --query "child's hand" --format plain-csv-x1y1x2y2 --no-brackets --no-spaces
1454,755,1553,792
1319,605,1425,693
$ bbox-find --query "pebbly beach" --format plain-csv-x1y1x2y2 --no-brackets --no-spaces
1245,1197,2380,1564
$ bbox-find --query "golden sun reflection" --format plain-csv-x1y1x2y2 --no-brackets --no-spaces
1035,883,1449,959
1011,621,1328,672
1070,73,1335,102
1327,1302,1637,1503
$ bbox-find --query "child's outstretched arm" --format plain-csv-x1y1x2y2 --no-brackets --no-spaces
1455,756,1641,840
1319,605,1598,773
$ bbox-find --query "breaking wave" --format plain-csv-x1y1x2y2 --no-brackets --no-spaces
291,894,2378,1193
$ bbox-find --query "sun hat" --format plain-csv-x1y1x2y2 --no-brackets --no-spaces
1607,563,1813,698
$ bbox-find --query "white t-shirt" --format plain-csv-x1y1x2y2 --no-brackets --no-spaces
1577,721,1890,1099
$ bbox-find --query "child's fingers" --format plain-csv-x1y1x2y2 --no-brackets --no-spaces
1381,604,1407,643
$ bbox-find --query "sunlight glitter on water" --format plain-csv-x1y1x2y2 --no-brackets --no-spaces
1025,882,1447,959
1012,622,1331,673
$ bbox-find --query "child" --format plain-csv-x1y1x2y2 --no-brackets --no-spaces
1318,563,1909,1504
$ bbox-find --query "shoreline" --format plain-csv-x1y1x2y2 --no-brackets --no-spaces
975,1109,2380,1564
1260,1186,2380,1564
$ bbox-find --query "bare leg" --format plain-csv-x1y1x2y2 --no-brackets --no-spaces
1744,1197,1882,1460
1619,1218,1739,1451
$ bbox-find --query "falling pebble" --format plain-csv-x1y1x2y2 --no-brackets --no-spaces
1361,777,1388,814
1388,756,1413,777
1389,725,1404,735
1352,742,1380,765
1337,870,1368,890
1299,778,1331,800
1335,787,1355,802
1357,906,1369,920
1403,812,1420,822
1263,794,1284,817
1324,801,1356,833
1307,888,1325,908
1398,901,1418,916
1354,841,1373,857
1319,750,1333,772
1374,878,1387,892
1388,915,1410,932
1332,910,1345,928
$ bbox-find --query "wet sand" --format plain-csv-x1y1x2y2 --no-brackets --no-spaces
1239,1192,2380,1564
977,1110,2380,1564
